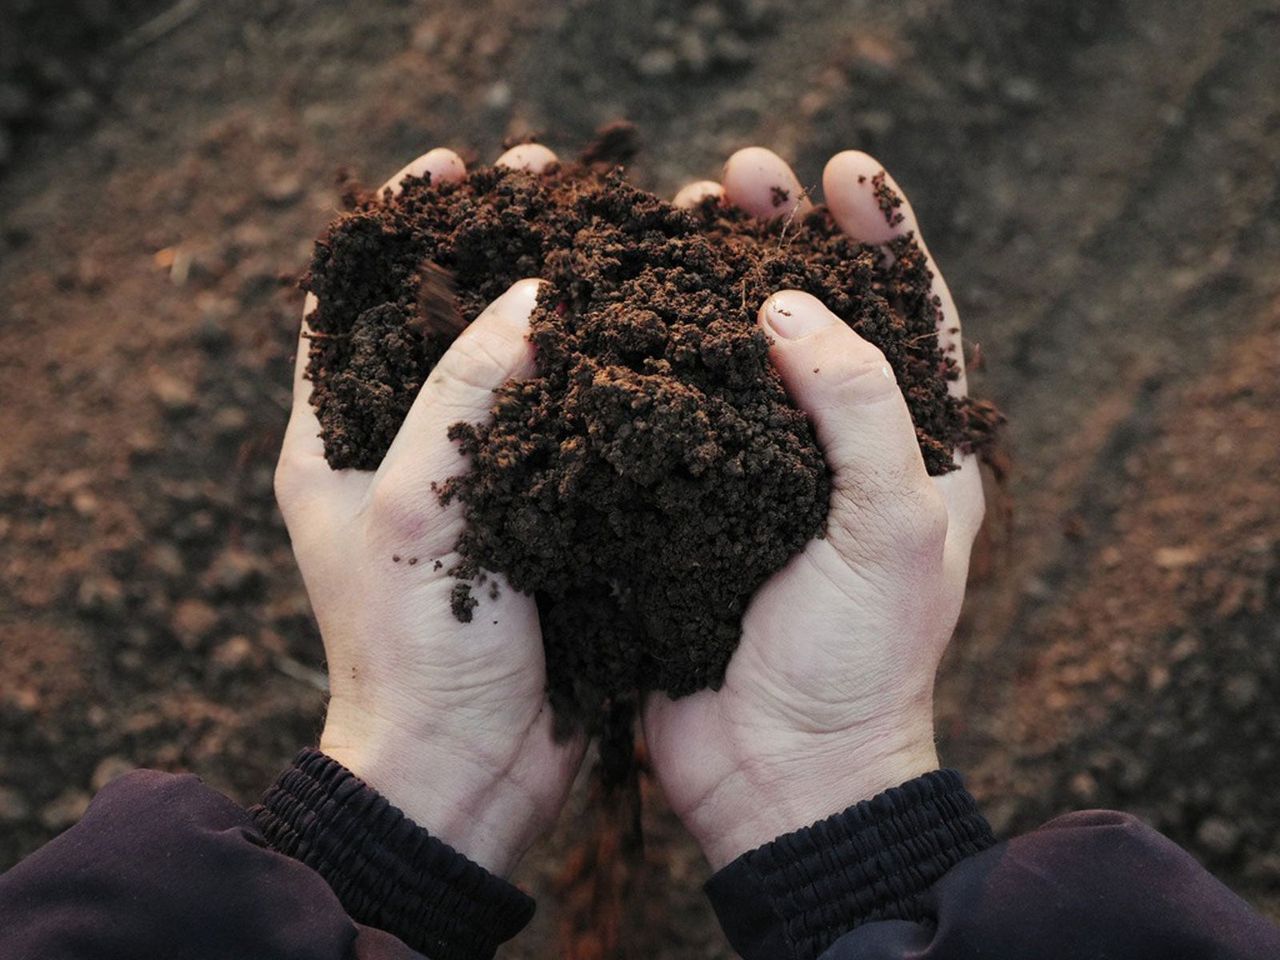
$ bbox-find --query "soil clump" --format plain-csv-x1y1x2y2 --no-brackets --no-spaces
301,141,999,745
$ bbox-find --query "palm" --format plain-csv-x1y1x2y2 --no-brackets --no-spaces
645,147,985,867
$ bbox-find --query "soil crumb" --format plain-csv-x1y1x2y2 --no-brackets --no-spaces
301,143,1001,755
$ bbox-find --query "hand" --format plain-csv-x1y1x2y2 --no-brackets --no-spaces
275,144,583,877
646,148,985,869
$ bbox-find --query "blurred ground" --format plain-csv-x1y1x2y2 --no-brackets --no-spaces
1,0,1278,955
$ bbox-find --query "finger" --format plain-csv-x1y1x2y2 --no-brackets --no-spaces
495,143,559,173
383,147,467,197
672,179,724,209
722,147,812,221
372,280,541,547
759,290,941,555
276,294,369,516
823,150,966,396
825,151,985,543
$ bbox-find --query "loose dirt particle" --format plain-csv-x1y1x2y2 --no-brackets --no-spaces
871,170,906,227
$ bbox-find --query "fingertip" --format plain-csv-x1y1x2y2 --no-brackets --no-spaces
723,146,812,221
759,290,897,403
495,143,559,174
672,180,724,209
823,150,914,244
384,147,467,196
488,276,544,325
758,290,838,341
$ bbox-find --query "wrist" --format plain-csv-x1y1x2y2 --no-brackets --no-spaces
688,717,940,870
321,704,534,877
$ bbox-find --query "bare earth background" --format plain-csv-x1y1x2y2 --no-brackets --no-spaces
1,0,1278,955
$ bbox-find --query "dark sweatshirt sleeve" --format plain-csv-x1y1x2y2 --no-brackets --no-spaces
706,770,1280,960
0,750,534,960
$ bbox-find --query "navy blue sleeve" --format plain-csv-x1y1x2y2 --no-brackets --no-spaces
706,771,1280,960
0,753,534,960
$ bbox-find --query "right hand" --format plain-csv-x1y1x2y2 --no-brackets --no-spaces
645,148,986,869
275,143,581,877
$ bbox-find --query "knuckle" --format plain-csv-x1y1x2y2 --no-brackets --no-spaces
432,329,510,397
823,347,898,407
367,476,437,542
273,454,305,516
890,483,950,551
830,477,948,561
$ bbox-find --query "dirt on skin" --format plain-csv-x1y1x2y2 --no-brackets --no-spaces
301,140,1000,749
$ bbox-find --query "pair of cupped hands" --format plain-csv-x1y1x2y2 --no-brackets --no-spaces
275,141,984,877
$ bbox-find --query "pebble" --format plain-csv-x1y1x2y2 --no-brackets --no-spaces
91,755,135,791
0,785,30,823
149,369,196,414
211,635,262,673
171,598,220,648
76,574,127,619
1221,674,1259,713
636,48,678,78
40,789,92,830
1196,816,1241,856
262,173,304,207
202,547,263,596
0,83,33,121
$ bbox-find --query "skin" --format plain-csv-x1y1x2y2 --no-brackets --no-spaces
275,143,983,876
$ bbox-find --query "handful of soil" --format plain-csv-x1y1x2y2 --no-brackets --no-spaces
302,142,999,754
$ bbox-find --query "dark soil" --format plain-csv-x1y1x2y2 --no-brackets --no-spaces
3,1,1279,955
302,151,997,741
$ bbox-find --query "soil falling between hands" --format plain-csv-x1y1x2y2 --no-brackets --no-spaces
301,149,1000,770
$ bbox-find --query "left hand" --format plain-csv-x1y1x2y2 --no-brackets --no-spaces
274,144,583,877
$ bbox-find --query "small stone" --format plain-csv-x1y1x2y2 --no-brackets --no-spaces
149,369,196,413
91,756,135,791
1169,633,1200,662
171,598,220,648
211,634,262,673
1243,853,1280,882
146,542,186,579
76,575,126,619
202,547,263,596
1069,771,1098,802
50,88,96,132
1003,76,1042,105
262,173,304,207
41,789,92,830
0,83,33,121
636,48,678,78
1154,545,1201,569
71,489,99,516
484,81,512,111
211,406,248,436
0,785,30,823
676,32,710,72
1221,674,1259,712
1196,816,1241,856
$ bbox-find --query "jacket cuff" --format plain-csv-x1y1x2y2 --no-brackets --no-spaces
704,769,995,960
250,748,534,960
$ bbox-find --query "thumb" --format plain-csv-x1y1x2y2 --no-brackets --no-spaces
369,278,541,551
759,290,943,553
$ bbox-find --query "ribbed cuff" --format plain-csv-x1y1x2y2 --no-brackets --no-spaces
250,748,535,960
705,769,995,960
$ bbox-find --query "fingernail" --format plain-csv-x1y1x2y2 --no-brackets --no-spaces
764,293,837,339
